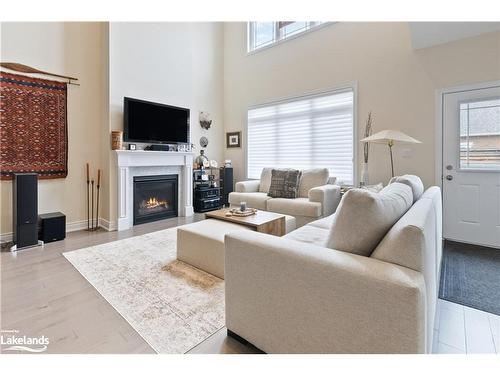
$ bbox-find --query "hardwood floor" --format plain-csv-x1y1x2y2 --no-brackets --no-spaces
1,218,498,354
0,215,255,354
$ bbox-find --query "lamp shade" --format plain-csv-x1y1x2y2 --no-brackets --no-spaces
360,130,421,144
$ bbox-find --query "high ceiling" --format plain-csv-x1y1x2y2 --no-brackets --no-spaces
409,22,500,49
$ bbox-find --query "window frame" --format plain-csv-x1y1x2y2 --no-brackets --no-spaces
244,84,358,187
247,22,333,54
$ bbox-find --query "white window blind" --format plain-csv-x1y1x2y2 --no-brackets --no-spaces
247,89,355,186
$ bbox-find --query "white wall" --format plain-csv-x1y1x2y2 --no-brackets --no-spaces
223,22,500,187
2,22,498,237
0,22,106,237
105,22,224,225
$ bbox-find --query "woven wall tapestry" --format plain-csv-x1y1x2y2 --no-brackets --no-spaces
0,72,68,180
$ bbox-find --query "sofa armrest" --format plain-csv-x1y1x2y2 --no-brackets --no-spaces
308,184,341,216
235,180,260,193
225,231,426,353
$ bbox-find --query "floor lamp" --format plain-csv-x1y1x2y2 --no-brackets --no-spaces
360,130,421,178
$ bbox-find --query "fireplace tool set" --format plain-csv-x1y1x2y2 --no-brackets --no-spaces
86,163,101,231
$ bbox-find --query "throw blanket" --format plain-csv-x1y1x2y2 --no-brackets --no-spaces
0,72,68,180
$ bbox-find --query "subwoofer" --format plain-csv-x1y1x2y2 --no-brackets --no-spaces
38,212,66,243
12,173,38,249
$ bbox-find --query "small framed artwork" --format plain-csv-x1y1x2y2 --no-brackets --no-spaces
226,131,241,148
128,144,137,150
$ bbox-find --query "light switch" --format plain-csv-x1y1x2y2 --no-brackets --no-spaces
401,148,413,159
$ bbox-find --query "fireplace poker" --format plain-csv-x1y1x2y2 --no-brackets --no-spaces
91,179,95,230
86,163,90,230
96,169,101,231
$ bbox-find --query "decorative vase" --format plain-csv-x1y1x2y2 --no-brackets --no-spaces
361,162,369,186
111,131,123,150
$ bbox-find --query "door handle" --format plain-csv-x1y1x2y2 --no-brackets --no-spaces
445,175,453,181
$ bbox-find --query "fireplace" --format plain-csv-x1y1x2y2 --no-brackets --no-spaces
133,175,178,225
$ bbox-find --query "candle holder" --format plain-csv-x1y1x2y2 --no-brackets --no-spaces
240,201,247,212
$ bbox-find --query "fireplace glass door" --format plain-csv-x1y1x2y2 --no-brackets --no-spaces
133,175,178,225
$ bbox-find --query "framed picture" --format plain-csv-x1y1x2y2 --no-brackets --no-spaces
226,131,241,148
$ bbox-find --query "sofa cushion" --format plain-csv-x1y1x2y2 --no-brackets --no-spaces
371,198,434,272
298,168,329,198
267,197,322,218
235,180,261,193
228,192,271,210
390,175,424,203
268,169,301,198
259,168,273,193
284,225,330,247
307,214,335,230
326,182,413,256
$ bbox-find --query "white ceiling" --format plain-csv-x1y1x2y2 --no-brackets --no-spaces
409,22,500,49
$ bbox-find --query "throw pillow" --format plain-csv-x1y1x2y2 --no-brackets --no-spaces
326,182,413,256
259,167,273,193
268,169,301,198
389,175,424,203
361,183,384,193
298,168,329,198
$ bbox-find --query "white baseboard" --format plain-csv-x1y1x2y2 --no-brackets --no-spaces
99,217,117,231
0,218,117,244
66,219,89,233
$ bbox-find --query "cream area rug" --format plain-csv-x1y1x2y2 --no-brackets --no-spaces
63,227,225,354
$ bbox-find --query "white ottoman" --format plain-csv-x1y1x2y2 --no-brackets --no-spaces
177,215,296,279
177,219,250,279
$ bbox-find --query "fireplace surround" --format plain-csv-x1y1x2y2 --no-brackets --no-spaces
133,175,178,225
115,150,194,231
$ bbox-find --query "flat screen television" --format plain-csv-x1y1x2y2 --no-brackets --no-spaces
124,97,190,144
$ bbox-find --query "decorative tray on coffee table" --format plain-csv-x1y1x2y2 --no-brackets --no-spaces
226,208,257,217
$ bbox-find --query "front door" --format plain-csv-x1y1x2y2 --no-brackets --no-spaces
442,84,500,248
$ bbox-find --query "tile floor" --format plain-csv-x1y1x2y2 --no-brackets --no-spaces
433,299,499,354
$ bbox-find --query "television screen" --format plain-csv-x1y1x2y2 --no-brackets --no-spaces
124,97,190,144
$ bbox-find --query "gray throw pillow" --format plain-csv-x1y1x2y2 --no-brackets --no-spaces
268,169,301,198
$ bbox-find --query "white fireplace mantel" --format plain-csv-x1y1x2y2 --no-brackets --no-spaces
115,150,194,231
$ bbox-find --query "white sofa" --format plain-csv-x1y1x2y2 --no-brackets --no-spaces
229,168,341,228
224,178,442,353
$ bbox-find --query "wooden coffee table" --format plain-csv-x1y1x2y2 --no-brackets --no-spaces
205,208,286,236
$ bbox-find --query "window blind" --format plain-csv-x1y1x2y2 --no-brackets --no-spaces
247,89,355,186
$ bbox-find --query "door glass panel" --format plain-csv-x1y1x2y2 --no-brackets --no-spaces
459,98,500,170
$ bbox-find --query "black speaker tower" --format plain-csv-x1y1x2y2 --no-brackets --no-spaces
12,173,39,249
221,167,233,206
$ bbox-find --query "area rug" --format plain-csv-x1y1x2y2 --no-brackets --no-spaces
63,227,225,353
439,241,500,315
0,72,68,180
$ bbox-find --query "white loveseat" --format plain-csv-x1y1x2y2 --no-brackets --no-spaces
229,168,342,228
224,177,442,353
